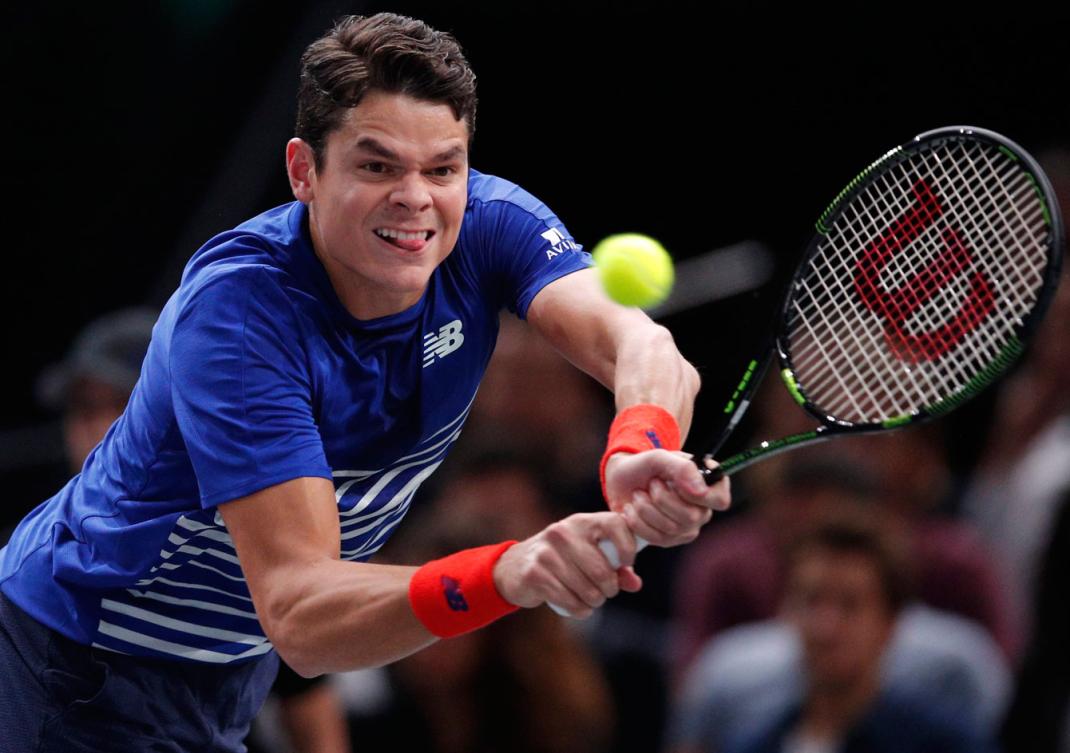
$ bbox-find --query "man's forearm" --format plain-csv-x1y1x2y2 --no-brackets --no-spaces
267,559,435,677
526,270,700,436
610,323,700,437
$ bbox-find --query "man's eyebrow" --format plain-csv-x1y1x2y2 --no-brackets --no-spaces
431,145,466,162
353,137,399,161
352,138,465,164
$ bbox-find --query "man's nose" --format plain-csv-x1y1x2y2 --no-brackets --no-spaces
390,172,432,212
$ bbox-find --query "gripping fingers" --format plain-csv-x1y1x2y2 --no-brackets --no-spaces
625,481,713,546
546,516,638,618
550,537,649,617
650,478,713,528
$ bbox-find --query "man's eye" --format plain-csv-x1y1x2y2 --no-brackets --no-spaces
428,166,456,178
361,162,388,174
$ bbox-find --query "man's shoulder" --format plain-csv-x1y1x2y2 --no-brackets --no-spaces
230,201,305,244
179,203,307,297
466,168,560,223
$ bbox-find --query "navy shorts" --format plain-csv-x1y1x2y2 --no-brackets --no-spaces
0,591,279,752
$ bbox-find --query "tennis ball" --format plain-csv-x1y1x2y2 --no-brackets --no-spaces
592,233,674,309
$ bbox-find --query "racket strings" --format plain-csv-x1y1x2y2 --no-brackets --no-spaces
830,148,1038,413
787,138,1051,424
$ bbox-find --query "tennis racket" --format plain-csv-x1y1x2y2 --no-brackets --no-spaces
550,125,1063,617
697,125,1062,483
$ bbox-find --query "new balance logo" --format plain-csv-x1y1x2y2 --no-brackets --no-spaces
423,319,465,368
541,227,581,260
441,575,469,611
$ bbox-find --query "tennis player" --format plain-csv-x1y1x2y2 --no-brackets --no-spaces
0,13,728,751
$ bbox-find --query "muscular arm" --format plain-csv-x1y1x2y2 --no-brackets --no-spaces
220,477,434,677
527,268,700,433
221,476,640,677
527,268,729,547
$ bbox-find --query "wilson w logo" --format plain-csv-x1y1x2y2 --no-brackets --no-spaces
853,180,995,362
423,319,465,368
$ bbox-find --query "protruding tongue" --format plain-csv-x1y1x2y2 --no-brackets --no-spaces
392,235,427,252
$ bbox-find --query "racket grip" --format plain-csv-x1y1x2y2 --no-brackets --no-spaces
548,537,648,618
699,465,725,484
697,456,725,485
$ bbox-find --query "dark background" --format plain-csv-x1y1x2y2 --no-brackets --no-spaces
4,2,1068,489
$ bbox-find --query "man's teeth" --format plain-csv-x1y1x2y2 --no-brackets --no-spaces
375,229,430,241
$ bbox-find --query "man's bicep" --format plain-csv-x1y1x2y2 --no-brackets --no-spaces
219,477,341,630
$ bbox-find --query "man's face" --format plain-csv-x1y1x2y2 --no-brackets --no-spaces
784,549,895,692
291,90,469,320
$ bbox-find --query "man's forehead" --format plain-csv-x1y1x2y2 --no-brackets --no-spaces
334,93,469,157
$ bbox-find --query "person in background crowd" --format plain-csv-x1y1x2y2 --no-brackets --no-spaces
971,147,1070,753
717,516,995,753
672,391,1017,680
1000,487,1070,753
666,483,1009,753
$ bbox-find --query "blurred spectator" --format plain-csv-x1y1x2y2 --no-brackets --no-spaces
14,308,351,753
355,461,615,753
670,457,873,676
668,603,1010,752
838,427,1020,659
672,405,1017,679
960,148,1070,649
1000,486,1070,753
35,308,160,475
670,516,997,753
984,145,1070,753
1,309,160,542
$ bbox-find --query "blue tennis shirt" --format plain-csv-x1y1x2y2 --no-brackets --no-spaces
0,169,591,664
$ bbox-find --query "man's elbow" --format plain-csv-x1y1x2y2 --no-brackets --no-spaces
269,617,326,679
256,589,328,678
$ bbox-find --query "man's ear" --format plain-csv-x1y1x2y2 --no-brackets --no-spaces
286,138,317,203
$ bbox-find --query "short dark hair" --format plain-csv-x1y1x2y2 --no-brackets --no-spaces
296,13,478,170
787,516,913,614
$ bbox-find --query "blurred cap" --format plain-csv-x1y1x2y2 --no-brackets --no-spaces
37,307,158,410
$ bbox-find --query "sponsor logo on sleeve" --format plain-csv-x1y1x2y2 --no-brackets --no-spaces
541,227,581,260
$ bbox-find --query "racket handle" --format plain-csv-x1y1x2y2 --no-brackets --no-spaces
548,537,648,618
698,462,725,485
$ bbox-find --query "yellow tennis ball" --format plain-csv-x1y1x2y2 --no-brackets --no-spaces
592,233,674,308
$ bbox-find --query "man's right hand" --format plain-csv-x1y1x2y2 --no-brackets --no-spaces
492,512,641,619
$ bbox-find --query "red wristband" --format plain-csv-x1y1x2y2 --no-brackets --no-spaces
599,404,682,498
409,541,520,638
